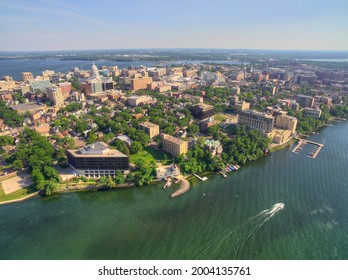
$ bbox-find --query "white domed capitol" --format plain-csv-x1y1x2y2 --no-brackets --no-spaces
90,62,100,80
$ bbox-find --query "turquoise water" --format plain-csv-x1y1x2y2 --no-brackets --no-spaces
0,121,348,260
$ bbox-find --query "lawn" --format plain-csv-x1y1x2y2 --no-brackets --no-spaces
130,146,173,165
214,114,228,122
0,184,37,202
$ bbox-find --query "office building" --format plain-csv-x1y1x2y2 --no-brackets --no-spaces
47,86,64,106
161,134,188,157
238,110,274,133
130,77,153,91
295,95,314,108
21,72,33,82
67,142,129,178
58,82,72,98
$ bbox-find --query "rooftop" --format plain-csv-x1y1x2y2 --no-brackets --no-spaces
162,134,187,145
67,142,128,158
140,121,159,128
192,103,214,110
240,110,274,119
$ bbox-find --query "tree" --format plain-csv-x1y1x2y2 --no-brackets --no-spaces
114,170,125,184
187,124,199,136
196,136,206,147
12,160,24,171
130,141,143,154
87,131,98,144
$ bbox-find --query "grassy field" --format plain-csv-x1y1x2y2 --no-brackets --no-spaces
214,114,228,122
0,184,37,202
130,146,172,165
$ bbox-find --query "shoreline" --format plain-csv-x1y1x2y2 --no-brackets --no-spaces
1,119,345,205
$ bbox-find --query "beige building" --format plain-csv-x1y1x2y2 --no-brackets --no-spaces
21,72,33,82
161,134,188,157
275,115,298,134
235,101,250,111
267,129,292,144
127,95,154,107
47,86,64,106
0,79,16,91
139,122,160,139
131,77,153,91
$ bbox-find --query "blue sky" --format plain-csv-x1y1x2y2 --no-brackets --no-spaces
0,0,347,51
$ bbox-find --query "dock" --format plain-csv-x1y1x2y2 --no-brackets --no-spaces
292,138,324,159
162,178,172,189
193,173,208,181
170,179,190,198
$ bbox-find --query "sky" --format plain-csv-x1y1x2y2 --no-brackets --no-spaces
0,0,348,51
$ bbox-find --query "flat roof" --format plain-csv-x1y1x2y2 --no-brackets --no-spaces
67,142,128,158
162,134,187,145
140,121,159,128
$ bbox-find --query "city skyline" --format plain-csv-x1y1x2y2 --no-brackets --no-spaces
1,0,348,51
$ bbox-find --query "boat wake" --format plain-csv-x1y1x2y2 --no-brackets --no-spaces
195,203,285,259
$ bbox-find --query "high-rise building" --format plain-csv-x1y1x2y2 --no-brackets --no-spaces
58,82,72,99
21,72,33,82
161,134,188,157
47,86,64,106
238,110,274,133
295,95,315,108
130,77,153,91
67,142,129,177
139,122,160,139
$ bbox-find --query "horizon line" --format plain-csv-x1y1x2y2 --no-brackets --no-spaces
1,47,348,53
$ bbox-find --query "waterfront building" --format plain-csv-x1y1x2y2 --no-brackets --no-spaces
66,142,129,178
295,95,315,108
304,108,322,119
161,134,188,157
190,103,215,120
238,110,274,133
47,86,64,106
21,72,33,82
139,122,160,139
275,114,298,134
267,129,292,144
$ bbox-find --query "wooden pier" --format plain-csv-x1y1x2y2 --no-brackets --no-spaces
292,138,324,159
193,173,208,181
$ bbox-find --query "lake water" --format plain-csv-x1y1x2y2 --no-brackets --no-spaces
0,120,347,260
